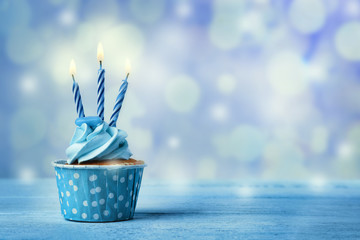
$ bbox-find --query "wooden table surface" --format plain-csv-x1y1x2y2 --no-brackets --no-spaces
0,179,359,239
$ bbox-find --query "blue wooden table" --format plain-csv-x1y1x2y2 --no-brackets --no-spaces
0,179,359,239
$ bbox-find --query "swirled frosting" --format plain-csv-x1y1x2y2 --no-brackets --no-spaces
66,117,132,164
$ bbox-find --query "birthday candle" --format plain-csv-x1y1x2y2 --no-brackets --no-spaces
109,60,131,127
69,59,85,118
97,42,105,120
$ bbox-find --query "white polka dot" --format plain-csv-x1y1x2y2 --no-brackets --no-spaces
112,175,118,181
125,201,129,208
117,212,123,218
90,188,96,194
67,201,69,206
66,191,70,197
108,193,114,199
73,185,78,191
63,209,66,215
74,173,79,179
92,201,98,207
69,180,73,186
60,198,63,204
103,210,109,216
89,174,97,182
130,190,133,196
61,192,64,197
120,177,125,183
72,208,77,214
82,213,87,219
83,200,88,206
99,199,105,205
129,174,133,180
95,187,101,193
55,171,57,176
118,195,124,201
114,203,118,209
93,213,99,220
58,174,61,180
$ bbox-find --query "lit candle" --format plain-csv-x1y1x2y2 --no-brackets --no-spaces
97,42,105,120
109,59,131,127
69,59,85,118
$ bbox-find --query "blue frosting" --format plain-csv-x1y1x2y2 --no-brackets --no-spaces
66,117,132,164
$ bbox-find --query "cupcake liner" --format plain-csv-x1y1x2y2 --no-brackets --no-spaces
52,160,146,222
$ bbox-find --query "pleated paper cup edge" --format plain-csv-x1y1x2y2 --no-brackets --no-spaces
52,159,147,170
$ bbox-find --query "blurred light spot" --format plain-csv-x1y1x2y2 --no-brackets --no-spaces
209,1,244,50
154,25,190,61
165,75,200,113
210,104,229,122
101,24,145,76
218,74,236,94
263,141,308,179
58,9,76,26
128,128,153,151
130,0,165,23
306,64,327,83
168,136,180,149
310,175,326,188
237,185,253,197
18,167,36,184
289,0,326,34
175,1,192,18
10,107,47,150
254,0,269,5
19,75,37,95
163,157,190,181
335,21,360,61
238,11,266,42
6,28,43,64
310,126,329,154
213,125,267,162
344,0,360,16
267,51,307,96
337,142,353,159
198,157,216,179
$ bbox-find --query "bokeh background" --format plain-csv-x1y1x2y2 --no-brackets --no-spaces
1,0,360,182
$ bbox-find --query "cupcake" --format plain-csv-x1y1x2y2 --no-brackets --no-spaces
52,51,146,222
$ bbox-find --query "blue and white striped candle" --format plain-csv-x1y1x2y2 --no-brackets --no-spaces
97,43,105,120
109,74,128,127
69,60,85,118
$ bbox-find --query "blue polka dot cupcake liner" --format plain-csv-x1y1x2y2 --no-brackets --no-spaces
52,160,146,222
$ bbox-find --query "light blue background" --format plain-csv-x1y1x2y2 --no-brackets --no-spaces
0,0,359,181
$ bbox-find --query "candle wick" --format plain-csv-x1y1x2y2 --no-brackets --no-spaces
126,73,129,80
72,75,75,81
100,61,102,69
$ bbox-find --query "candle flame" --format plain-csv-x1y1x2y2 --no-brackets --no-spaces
69,59,76,76
125,59,131,74
97,42,104,62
